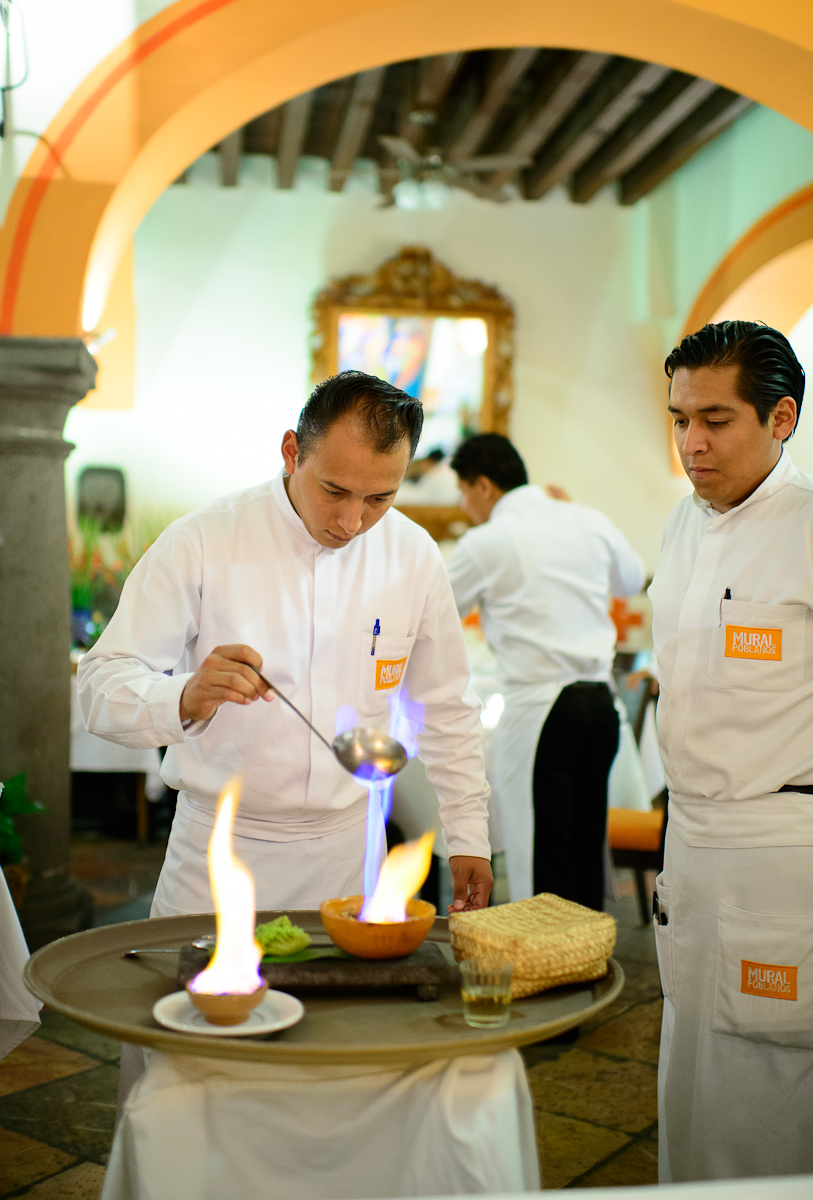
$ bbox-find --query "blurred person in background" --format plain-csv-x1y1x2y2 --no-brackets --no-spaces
447,433,645,908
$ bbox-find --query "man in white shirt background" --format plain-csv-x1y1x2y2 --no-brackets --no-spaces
78,371,493,919
650,321,813,1182
446,434,645,909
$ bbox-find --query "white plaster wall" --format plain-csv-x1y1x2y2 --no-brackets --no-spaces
788,308,813,475
64,160,689,570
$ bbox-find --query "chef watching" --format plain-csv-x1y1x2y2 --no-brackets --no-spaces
77,371,493,917
446,433,644,907
650,320,813,1183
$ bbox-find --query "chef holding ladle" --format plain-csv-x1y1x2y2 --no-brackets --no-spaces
78,372,493,924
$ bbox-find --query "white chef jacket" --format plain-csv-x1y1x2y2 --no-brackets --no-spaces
649,449,813,847
77,471,490,862
447,484,645,898
448,485,645,700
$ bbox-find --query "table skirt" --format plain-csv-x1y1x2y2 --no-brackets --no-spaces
0,869,40,1060
102,1048,539,1199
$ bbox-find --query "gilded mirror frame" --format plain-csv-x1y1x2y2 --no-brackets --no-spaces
310,246,515,540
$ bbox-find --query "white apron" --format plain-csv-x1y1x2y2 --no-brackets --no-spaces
491,690,561,902
655,824,813,1182
152,791,369,916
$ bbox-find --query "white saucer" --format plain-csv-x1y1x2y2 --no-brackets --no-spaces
153,990,305,1037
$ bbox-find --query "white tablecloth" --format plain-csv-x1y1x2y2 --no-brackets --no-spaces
71,676,163,793
608,706,652,813
0,868,41,1059
102,1049,539,1200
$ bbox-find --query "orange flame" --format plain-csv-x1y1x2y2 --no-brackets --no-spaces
360,831,434,924
188,777,263,996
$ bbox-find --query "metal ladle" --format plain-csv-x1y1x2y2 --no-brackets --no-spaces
124,937,215,959
254,669,408,781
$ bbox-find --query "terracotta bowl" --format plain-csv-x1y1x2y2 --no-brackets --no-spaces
186,982,268,1026
319,896,436,959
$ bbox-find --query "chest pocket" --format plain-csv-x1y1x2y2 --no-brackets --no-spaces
358,630,416,719
710,600,806,692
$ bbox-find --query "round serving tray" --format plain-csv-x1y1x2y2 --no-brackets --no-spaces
24,909,624,1067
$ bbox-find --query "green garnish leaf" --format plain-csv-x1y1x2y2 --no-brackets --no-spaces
255,915,311,957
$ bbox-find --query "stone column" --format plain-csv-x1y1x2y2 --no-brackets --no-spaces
0,338,97,949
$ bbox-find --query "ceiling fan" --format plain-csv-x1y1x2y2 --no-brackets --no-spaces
377,135,530,205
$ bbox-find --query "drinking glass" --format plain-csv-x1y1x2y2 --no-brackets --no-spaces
459,957,513,1027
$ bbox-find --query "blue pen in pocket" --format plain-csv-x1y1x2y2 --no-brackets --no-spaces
370,619,380,656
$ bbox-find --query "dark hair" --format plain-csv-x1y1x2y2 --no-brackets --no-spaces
296,371,423,460
450,433,528,492
664,321,805,437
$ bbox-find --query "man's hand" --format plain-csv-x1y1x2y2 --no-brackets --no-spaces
626,668,658,696
545,484,571,502
448,856,493,913
179,644,272,723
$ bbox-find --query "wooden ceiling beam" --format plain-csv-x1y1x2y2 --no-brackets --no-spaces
399,53,464,146
570,74,717,202
447,48,539,161
486,51,611,192
277,92,315,189
243,108,284,157
219,129,243,187
330,67,387,190
523,60,670,199
619,89,752,204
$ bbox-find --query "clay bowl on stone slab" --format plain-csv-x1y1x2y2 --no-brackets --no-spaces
320,896,436,959
186,982,268,1026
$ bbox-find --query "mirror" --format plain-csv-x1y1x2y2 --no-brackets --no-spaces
311,246,515,539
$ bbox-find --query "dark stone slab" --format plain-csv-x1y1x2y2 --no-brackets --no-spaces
0,1064,118,1163
36,1011,121,1064
178,940,453,1000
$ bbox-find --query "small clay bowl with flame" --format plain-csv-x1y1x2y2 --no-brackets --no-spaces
319,896,436,959
186,982,268,1026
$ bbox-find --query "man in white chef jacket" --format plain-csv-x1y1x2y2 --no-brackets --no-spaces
78,371,493,917
446,434,645,907
650,320,813,1182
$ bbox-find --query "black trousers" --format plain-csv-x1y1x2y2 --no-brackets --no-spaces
532,681,619,911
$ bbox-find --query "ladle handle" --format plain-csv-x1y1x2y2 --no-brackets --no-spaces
255,670,335,753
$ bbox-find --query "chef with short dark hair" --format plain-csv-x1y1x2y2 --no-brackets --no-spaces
78,371,493,917
650,320,813,1182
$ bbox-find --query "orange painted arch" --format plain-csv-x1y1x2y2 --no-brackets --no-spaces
5,0,813,337
683,182,813,336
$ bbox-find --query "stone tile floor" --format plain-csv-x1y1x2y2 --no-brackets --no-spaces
0,837,661,1197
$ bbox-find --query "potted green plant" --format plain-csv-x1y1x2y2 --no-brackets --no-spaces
68,513,174,646
0,774,45,913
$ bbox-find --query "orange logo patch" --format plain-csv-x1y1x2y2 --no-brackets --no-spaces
725,625,782,661
741,960,797,1001
375,657,407,690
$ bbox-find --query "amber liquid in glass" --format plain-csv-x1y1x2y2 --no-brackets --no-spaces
461,985,511,1027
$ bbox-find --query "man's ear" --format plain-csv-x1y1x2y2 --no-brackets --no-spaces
281,430,299,473
772,397,798,442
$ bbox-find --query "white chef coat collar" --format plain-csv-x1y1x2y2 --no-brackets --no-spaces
271,469,328,551
692,448,795,523
489,483,543,519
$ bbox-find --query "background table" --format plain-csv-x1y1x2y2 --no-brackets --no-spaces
70,675,163,842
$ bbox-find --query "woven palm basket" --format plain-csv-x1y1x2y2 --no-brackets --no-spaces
449,893,617,999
